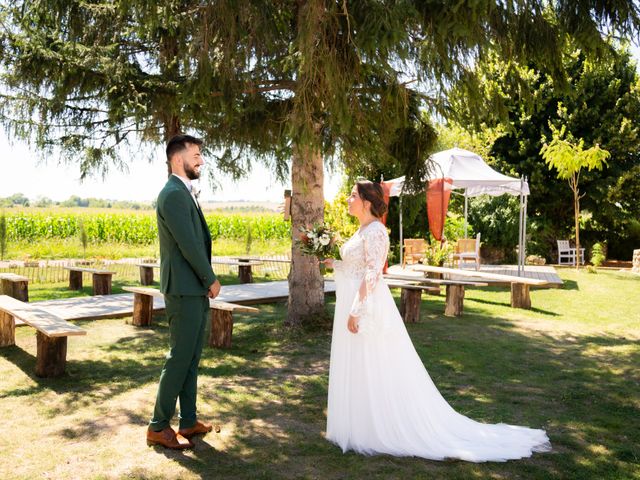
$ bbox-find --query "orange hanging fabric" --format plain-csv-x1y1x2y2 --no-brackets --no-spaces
426,178,453,242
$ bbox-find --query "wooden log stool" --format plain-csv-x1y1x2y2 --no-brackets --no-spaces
69,269,83,290
237,260,253,284
400,289,422,323
0,273,29,302
92,273,113,295
138,263,157,286
510,283,531,309
444,284,465,317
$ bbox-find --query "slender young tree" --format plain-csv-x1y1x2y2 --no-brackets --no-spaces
541,125,610,268
1,1,638,324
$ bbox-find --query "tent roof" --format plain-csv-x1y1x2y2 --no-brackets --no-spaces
386,147,529,197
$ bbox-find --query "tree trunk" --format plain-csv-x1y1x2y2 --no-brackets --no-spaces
572,175,581,269
286,143,325,327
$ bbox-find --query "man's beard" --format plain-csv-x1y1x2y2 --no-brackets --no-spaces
184,164,200,180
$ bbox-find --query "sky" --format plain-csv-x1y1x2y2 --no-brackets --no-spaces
0,136,344,203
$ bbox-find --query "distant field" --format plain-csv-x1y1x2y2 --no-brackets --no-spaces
1,209,290,244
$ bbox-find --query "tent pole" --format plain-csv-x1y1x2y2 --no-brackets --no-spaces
464,191,468,238
518,178,524,276
399,194,403,266
522,178,528,276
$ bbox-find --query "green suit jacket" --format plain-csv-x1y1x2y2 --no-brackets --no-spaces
156,175,217,295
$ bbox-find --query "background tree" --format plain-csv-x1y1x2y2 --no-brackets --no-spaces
448,45,640,260
1,1,639,324
541,125,610,267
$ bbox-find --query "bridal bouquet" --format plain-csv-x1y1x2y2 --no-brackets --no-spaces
296,223,342,261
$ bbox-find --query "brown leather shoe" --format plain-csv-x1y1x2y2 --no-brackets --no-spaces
178,420,214,439
147,427,194,449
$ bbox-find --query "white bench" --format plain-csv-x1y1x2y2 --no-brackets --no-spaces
0,295,86,377
385,274,488,317
410,265,549,309
122,286,259,349
63,266,117,295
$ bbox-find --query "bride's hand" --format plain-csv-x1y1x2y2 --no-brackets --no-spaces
347,315,359,334
320,258,335,269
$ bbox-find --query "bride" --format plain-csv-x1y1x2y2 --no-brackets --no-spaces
321,180,551,462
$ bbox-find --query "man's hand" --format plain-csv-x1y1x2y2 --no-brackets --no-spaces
208,279,221,299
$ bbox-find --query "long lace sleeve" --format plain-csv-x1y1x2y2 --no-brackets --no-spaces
349,224,389,318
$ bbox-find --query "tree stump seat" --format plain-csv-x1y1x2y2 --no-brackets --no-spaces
122,286,259,349
385,280,440,323
211,259,263,284
63,266,116,295
136,262,159,286
0,273,29,302
0,295,86,377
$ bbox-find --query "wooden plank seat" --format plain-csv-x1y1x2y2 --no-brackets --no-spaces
122,286,259,349
136,262,159,286
385,279,440,323
0,273,29,302
0,295,86,377
63,266,117,295
385,273,488,318
409,265,549,310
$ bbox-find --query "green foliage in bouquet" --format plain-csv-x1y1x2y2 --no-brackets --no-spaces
296,223,342,260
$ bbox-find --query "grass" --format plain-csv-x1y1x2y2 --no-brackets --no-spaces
0,269,639,479
2,238,291,261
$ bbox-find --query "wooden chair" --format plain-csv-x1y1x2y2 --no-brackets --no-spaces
452,233,481,270
402,239,427,268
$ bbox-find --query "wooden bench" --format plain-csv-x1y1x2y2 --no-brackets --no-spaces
63,266,116,295
0,273,29,302
211,259,263,284
0,295,86,377
385,273,488,317
137,262,159,286
385,279,440,323
410,265,549,309
122,287,259,349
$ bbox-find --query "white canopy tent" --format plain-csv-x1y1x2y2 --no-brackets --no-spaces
386,148,530,275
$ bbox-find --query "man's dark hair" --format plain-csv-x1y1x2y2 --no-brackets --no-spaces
166,134,203,162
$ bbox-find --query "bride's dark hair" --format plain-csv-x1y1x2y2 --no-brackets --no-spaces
356,180,388,218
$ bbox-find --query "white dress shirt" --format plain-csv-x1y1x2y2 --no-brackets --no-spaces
172,173,200,208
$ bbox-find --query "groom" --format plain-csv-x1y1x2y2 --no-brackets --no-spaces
146,134,221,450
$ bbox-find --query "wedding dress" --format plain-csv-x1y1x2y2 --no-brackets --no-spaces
325,221,551,462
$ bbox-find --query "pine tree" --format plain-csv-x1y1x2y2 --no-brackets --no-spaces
1,1,638,325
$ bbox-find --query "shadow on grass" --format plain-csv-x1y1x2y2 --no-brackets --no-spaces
2,283,639,479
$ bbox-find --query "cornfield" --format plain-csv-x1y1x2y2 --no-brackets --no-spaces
4,211,291,244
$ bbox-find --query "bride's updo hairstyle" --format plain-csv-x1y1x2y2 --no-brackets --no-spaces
356,180,388,218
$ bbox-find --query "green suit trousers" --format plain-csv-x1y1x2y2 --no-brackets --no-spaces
149,294,209,431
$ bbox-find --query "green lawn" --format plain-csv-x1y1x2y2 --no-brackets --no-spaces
0,269,638,479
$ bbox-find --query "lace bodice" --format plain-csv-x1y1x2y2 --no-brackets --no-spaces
334,221,389,318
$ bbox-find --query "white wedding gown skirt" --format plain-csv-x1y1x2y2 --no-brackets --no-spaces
326,269,551,462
